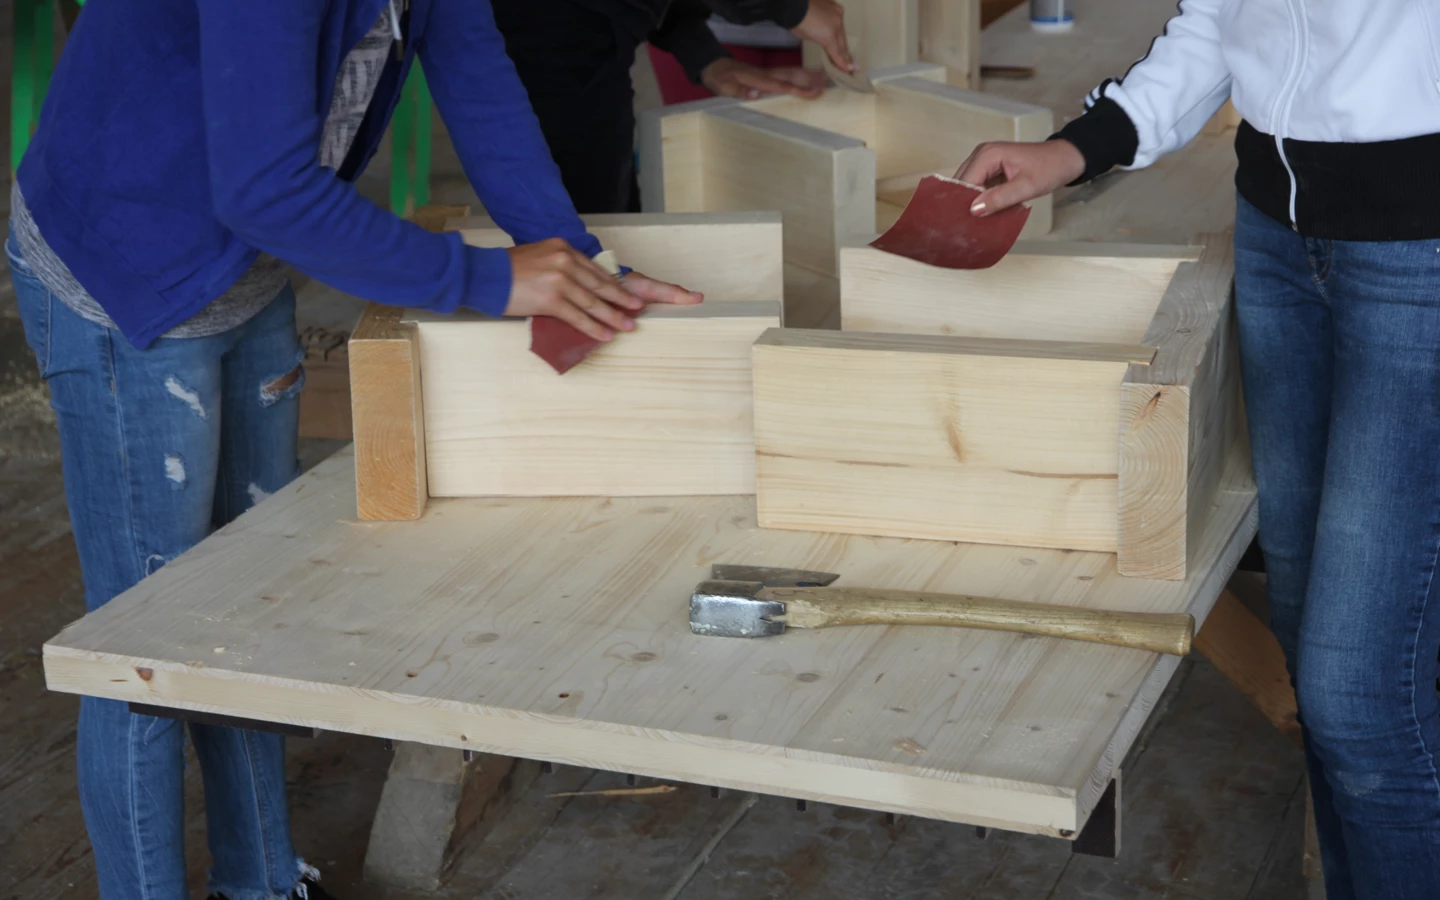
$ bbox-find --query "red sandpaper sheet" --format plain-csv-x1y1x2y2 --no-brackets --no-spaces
870,175,1029,270
530,304,643,375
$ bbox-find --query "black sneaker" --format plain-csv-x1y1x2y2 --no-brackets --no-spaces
207,877,337,900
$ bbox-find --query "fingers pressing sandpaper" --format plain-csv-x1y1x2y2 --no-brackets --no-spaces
871,175,1029,270
530,250,633,375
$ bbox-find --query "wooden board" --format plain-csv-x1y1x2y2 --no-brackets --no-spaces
638,65,1052,327
839,241,1197,344
43,444,1257,838
404,301,779,498
445,212,784,310
1118,236,1243,579
351,304,427,521
752,328,1151,551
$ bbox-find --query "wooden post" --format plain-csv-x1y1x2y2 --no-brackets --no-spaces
363,746,540,891
347,205,469,520
350,303,427,521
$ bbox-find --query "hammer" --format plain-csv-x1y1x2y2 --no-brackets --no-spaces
689,565,1193,656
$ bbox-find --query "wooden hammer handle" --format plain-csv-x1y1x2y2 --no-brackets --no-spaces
762,587,1193,656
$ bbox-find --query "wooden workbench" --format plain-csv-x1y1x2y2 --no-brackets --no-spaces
45,444,1255,838
43,0,1259,866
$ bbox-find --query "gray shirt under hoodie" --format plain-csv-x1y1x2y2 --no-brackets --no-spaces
11,8,398,339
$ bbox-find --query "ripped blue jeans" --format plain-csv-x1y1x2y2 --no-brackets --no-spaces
1235,196,1440,899
9,232,310,900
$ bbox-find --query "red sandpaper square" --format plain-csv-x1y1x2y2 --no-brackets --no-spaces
870,175,1029,270
530,304,643,375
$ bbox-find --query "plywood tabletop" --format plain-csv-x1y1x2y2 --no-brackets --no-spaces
44,446,1255,837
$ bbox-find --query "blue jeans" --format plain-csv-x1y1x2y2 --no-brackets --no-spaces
1235,196,1440,898
9,231,311,900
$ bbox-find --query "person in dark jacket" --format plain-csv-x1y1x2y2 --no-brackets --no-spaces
10,2,697,898
494,0,854,213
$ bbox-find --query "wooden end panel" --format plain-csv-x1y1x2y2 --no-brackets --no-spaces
1117,235,1238,579
1116,383,1191,580
351,304,427,521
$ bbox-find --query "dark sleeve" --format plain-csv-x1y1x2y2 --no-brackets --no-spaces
650,0,730,84
704,0,809,28
1050,95,1140,185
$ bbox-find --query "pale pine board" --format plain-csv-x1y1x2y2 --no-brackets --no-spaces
752,329,1140,551
446,212,784,308
411,303,779,498
44,447,1256,836
839,242,1198,344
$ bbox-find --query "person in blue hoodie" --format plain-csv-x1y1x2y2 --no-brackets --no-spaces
9,2,698,898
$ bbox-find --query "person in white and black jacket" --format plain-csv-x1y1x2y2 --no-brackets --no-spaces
960,2,1440,897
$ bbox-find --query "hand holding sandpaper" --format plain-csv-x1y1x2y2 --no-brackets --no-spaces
869,140,1086,269
503,239,702,374
870,175,1029,269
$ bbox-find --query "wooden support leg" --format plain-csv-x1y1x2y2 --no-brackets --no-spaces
363,745,541,892
1071,775,1121,858
1198,584,1322,887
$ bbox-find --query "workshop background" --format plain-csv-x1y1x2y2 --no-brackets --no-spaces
1,1,1313,897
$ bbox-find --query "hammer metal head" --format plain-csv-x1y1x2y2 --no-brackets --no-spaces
690,580,786,638
709,564,840,588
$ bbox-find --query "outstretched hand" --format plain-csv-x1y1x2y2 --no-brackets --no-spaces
504,239,704,342
956,139,1086,216
790,0,855,73
701,57,828,100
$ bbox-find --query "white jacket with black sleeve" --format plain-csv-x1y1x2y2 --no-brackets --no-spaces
1054,0,1440,240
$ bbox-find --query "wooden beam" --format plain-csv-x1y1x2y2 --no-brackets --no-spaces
347,205,469,520
752,328,1146,550
363,748,539,891
351,304,427,521
1194,589,1301,747
919,0,983,88
840,241,1198,343
1117,236,1242,579
410,302,780,499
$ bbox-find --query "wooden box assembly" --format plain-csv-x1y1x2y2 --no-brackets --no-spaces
639,63,1052,328
753,236,1248,580
351,212,782,521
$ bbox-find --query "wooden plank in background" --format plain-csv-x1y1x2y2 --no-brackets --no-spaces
703,106,875,279
921,0,984,88
412,302,779,498
839,242,1196,343
752,328,1142,551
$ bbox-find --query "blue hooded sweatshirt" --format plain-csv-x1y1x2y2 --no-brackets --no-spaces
17,0,603,348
